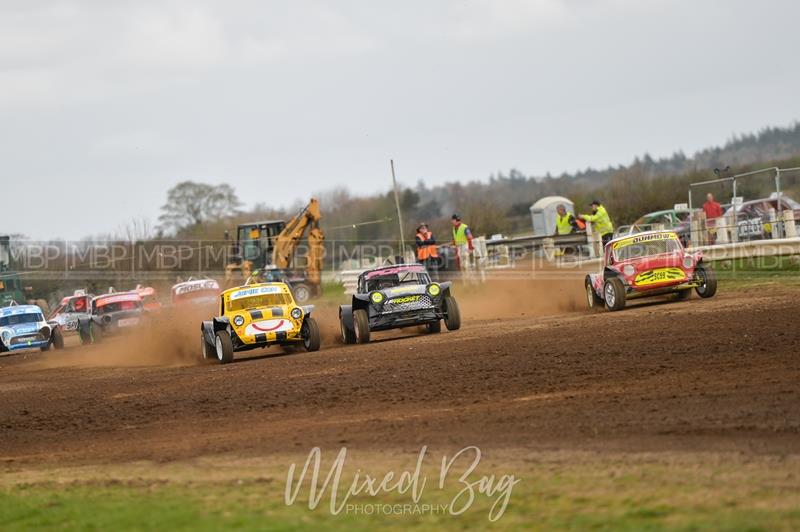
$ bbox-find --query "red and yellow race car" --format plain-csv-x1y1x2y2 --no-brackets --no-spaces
585,230,717,311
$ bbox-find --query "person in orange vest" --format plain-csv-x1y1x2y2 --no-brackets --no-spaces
415,223,440,280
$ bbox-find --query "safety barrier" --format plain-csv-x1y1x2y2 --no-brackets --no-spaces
339,269,365,295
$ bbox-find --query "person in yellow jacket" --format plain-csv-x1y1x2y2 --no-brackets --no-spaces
579,200,614,246
451,213,474,273
553,204,581,257
554,204,579,235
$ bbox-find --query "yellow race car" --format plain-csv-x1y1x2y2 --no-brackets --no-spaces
200,282,321,363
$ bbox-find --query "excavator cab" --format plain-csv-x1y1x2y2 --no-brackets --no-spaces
224,199,324,303
233,220,286,271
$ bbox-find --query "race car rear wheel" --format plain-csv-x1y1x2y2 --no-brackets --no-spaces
426,320,442,334
292,283,312,304
694,265,717,298
201,335,214,360
585,278,603,310
675,289,692,301
443,296,461,331
214,330,235,364
353,309,371,344
603,278,626,311
302,317,321,352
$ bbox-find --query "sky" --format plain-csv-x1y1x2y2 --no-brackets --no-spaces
2,0,799,239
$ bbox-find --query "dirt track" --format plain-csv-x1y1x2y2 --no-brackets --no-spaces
1,281,799,468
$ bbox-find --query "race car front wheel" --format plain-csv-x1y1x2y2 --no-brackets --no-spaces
214,330,235,364
44,328,65,352
80,323,103,345
694,265,717,298
353,309,371,344
302,317,321,352
443,297,461,331
340,312,356,345
52,327,64,350
603,278,626,311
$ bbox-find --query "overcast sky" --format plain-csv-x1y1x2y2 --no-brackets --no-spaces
2,0,799,239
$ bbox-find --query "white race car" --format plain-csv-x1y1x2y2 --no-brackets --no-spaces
49,290,93,334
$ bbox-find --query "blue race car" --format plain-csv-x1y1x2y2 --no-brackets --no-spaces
0,303,64,353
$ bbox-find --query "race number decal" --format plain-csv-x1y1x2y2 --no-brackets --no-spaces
634,268,686,286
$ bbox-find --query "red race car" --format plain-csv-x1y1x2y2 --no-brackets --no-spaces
585,230,717,311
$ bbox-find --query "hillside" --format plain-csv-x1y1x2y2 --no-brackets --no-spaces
320,122,800,240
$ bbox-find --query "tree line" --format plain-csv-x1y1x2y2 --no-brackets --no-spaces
159,123,800,245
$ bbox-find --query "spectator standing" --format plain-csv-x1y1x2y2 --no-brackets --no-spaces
415,223,439,281
451,214,474,273
703,193,724,244
579,200,615,246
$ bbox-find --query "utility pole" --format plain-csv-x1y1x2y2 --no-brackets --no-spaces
390,159,406,259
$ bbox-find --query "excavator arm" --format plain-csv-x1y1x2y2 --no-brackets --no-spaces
272,198,325,289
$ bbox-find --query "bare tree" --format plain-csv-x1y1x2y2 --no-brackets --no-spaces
115,217,154,243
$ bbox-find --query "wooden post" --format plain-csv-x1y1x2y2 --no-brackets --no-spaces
542,238,555,262
769,208,779,240
716,214,729,245
690,214,700,248
784,210,798,238
585,221,597,258
390,160,406,258
698,211,708,246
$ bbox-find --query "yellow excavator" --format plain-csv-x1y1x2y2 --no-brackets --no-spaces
224,199,324,302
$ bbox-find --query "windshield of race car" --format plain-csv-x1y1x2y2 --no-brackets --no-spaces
226,293,292,312
94,300,142,315
366,270,430,291
613,235,681,261
0,312,43,326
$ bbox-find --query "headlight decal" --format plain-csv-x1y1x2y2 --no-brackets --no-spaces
233,314,245,327
427,283,441,296
291,307,303,319
370,292,385,304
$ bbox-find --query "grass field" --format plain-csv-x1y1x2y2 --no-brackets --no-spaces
2,452,799,530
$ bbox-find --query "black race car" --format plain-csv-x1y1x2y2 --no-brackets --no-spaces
339,264,461,344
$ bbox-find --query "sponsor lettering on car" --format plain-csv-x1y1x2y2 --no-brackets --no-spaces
390,294,422,304
230,285,283,300
613,231,679,250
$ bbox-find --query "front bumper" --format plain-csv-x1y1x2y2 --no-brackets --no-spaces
626,279,701,298
5,334,49,351
368,308,443,331
232,329,303,351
